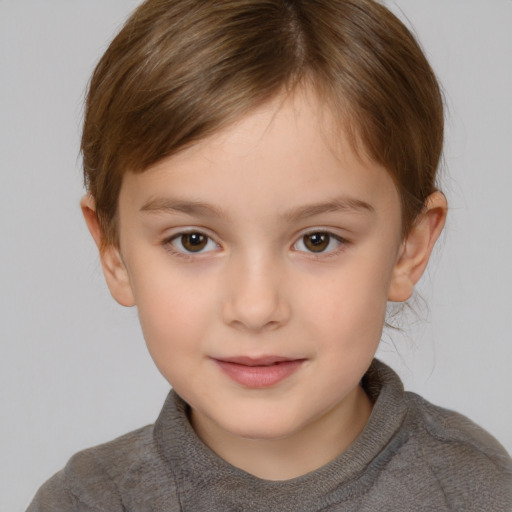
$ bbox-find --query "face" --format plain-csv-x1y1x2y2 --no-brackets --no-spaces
114,89,404,445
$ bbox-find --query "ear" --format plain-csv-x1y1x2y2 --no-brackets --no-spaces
80,195,135,307
388,191,447,302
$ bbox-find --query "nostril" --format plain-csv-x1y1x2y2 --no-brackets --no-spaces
221,261,291,331
222,295,290,332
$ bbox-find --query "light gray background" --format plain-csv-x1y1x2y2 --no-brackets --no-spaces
1,1,511,510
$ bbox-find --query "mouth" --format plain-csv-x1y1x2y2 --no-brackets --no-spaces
212,356,306,388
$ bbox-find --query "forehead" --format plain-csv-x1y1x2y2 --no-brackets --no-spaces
119,88,400,225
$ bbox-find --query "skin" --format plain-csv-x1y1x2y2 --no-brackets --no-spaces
82,88,446,480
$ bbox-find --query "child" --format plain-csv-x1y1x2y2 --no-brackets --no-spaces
28,0,512,510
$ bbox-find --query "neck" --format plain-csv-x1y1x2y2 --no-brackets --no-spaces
191,385,373,481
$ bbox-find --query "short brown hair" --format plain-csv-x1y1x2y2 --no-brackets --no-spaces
82,0,444,246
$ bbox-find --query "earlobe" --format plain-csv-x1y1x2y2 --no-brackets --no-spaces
80,195,135,307
388,191,447,302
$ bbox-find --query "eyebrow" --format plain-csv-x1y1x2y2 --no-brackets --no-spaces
140,198,228,219
140,195,374,220
282,196,375,222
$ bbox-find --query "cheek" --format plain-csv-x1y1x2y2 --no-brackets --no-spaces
306,257,392,322
132,253,212,322
130,266,215,370
295,252,395,361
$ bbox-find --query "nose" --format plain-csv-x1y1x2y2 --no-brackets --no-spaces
222,254,290,332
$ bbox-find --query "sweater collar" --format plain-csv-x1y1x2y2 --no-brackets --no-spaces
154,359,407,511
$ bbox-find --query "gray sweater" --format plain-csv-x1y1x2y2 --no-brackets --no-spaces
27,360,512,511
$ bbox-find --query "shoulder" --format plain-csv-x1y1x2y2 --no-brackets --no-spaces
405,391,511,468
403,391,512,510
27,424,179,512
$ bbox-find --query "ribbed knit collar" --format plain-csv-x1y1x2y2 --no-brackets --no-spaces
154,359,408,511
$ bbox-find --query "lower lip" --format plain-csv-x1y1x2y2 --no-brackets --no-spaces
214,359,304,388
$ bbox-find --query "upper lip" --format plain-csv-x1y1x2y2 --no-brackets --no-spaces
213,356,303,367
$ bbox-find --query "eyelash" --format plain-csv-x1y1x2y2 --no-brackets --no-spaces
162,230,350,259
293,231,349,257
163,231,220,259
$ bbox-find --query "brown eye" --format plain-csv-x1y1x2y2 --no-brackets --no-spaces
303,232,330,252
180,233,207,252
170,232,218,254
293,231,345,255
